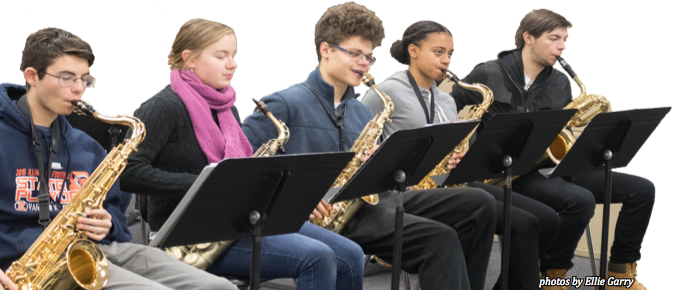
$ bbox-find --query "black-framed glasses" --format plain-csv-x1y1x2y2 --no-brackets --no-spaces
45,72,96,88
329,43,376,66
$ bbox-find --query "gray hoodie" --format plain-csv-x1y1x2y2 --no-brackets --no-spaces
362,70,458,138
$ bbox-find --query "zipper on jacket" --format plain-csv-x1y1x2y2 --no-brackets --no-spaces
499,59,554,112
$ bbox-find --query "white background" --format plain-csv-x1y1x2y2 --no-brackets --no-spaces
1,0,673,285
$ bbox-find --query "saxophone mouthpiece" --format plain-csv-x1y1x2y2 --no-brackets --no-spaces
444,70,461,83
253,98,270,115
556,56,577,78
72,100,96,116
361,73,375,87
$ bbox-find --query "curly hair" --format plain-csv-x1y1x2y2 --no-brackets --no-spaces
20,28,94,90
390,21,451,65
314,2,385,62
169,19,235,70
515,9,572,49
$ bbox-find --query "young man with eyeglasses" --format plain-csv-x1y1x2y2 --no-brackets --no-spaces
0,27,237,290
242,3,496,290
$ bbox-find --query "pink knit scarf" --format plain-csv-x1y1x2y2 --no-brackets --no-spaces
170,69,252,163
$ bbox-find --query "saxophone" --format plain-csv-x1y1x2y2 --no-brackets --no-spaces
545,56,610,164
484,56,611,187
409,70,494,190
165,98,289,270
309,73,394,234
5,101,145,290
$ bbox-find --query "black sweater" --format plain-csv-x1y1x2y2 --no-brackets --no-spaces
120,85,241,231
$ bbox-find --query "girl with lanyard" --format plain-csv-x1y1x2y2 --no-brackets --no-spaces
361,21,561,290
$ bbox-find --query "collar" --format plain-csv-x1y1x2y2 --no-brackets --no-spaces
498,48,554,91
305,67,359,104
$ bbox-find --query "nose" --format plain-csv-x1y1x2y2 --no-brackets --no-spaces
441,54,451,65
559,40,566,51
71,78,86,93
227,56,238,70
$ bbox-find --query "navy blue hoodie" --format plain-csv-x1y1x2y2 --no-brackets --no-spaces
0,83,131,270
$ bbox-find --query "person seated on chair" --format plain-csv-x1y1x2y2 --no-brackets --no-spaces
0,28,235,290
242,3,497,290
450,9,654,290
361,20,561,290
119,18,366,290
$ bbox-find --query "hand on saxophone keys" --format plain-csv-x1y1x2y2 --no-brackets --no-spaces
77,208,113,241
361,145,379,163
310,200,333,219
447,152,466,171
0,271,17,290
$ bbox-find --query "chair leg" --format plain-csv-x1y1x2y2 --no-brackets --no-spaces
364,254,372,272
497,235,503,254
136,194,149,245
585,224,598,276
402,271,411,290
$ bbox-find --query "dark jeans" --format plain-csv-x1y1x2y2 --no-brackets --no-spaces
344,187,496,290
469,183,560,290
513,171,654,270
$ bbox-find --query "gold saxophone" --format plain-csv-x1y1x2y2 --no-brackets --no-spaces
5,101,145,290
309,73,394,234
545,56,610,164
165,99,290,270
410,70,494,191
484,56,611,187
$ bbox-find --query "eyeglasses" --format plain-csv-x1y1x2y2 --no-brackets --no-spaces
329,43,376,66
45,72,96,88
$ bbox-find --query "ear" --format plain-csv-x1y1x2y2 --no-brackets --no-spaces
523,31,535,46
24,67,39,88
320,42,331,60
408,43,418,60
181,50,194,69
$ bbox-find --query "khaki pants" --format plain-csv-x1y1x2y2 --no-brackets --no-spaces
100,242,237,290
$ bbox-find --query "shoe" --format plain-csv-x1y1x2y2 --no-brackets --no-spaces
540,269,569,290
607,262,646,289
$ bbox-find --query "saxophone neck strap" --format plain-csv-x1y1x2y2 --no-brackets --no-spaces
17,95,62,227
407,70,435,124
302,82,348,151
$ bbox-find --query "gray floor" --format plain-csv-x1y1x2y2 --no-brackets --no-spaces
126,213,600,290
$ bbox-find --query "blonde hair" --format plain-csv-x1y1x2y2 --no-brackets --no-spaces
168,19,235,70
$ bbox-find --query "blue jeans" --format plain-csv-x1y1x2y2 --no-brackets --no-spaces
206,222,364,290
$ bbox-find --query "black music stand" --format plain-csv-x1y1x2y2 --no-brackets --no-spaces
327,120,479,290
545,107,670,289
150,152,354,290
433,110,578,290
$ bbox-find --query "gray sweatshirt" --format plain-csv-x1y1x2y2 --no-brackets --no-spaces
362,70,458,139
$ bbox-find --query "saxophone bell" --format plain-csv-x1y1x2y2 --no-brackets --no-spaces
544,56,610,165
6,100,145,290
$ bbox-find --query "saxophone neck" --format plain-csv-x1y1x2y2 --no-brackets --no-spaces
557,56,587,100
253,98,289,150
361,73,394,117
444,70,494,114
72,101,146,149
